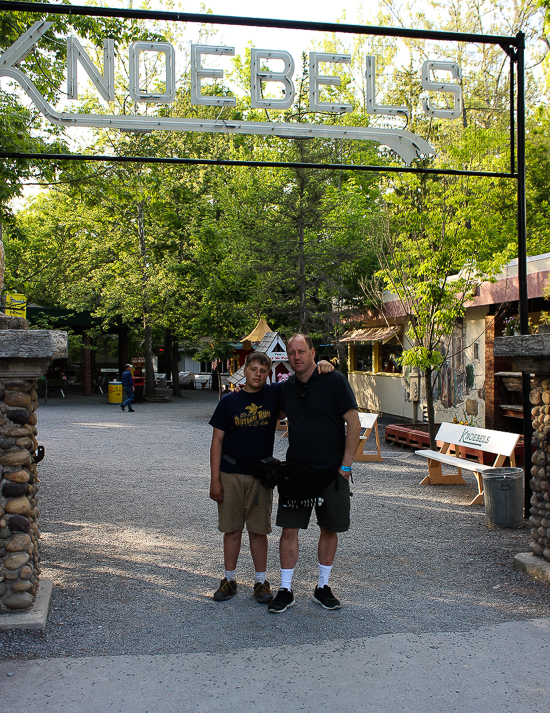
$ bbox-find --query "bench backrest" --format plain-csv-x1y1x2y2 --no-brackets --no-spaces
435,422,519,456
359,412,378,430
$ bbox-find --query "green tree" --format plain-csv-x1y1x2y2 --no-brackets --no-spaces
0,4,155,220
365,173,515,447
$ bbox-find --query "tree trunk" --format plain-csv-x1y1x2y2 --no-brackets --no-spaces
171,335,182,398
164,328,173,381
217,361,223,400
336,340,348,375
0,222,4,298
137,201,156,397
298,220,306,331
425,365,437,449
143,317,155,397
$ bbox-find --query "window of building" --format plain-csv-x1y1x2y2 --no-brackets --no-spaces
354,343,373,372
381,342,403,373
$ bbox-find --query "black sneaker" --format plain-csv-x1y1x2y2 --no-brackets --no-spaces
213,578,237,601
253,580,274,604
267,588,294,613
120,403,125,411
313,585,341,610
128,408,135,412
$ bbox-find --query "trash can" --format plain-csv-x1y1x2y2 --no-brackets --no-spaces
482,467,524,528
132,375,144,402
108,381,123,404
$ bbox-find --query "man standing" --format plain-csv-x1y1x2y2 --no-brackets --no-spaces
121,364,135,413
268,334,361,614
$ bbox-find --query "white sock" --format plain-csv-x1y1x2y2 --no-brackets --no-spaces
318,564,332,588
280,567,294,591
225,569,236,582
255,571,267,584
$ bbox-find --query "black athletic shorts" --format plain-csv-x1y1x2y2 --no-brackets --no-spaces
275,472,350,532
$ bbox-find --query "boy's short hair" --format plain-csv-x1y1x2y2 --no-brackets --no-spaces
244,352,272,370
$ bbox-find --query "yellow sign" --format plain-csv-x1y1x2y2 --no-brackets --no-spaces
5,293,27,318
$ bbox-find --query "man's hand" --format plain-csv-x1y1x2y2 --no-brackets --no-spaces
209,480,224,502
338,466,351,481
317,359,335,374
340,409,360,480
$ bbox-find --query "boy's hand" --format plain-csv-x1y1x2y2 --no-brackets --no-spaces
209,481,224,502
317,359,335,374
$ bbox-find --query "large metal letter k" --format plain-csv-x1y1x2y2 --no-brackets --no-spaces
0,20,54,68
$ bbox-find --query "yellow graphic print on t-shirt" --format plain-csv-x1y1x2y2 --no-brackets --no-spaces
234,403,271,427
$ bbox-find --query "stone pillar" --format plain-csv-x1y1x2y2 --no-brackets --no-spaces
0,326,67,612
528,376,550,559
494,333,550,562
83,333,91,396
0,379,40,610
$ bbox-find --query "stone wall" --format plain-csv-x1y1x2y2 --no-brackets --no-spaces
529,376,550,559
0,379,40,610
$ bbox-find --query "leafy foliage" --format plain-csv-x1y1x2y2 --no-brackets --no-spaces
1,0,549,392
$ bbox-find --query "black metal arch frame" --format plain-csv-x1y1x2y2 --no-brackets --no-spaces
0,1,532,500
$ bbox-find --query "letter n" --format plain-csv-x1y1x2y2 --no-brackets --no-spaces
67,37,115,102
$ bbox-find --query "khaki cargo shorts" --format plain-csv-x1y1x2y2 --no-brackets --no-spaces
217,471,273,535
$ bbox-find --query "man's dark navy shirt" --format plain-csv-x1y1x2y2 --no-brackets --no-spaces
280,370,357,470
209,382,283,474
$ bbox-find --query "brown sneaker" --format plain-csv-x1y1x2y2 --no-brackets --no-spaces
253,580,274,604
213,577,237,601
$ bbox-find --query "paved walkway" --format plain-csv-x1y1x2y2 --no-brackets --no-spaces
1,390,549,711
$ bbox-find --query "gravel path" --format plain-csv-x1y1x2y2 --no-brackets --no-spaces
1,390,548,660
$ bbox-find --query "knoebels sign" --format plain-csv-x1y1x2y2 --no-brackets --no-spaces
1,20,467,164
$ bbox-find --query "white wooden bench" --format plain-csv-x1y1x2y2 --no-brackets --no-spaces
354,412,382,463
415,422,520,506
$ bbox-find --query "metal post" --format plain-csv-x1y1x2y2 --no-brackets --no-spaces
510,58,515,175
515,33,531,515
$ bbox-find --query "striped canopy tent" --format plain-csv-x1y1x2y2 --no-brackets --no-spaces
241,318,272,345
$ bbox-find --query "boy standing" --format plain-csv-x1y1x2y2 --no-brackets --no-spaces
209,352,278,603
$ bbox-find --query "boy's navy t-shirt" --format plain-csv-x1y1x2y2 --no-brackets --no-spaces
209,382,283,474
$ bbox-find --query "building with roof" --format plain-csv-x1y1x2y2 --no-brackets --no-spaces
344,253,550,429
229,328,292,386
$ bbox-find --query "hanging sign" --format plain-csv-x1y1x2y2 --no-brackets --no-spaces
0,21,465,164
4,292,27,318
